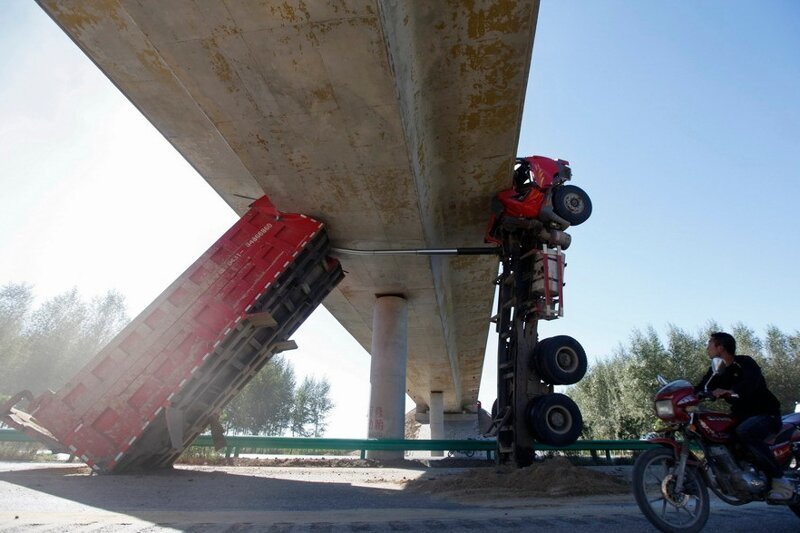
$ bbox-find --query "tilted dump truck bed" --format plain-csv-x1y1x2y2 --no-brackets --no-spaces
1,196,343,472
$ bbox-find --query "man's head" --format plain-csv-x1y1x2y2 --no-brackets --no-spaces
707,331,736,360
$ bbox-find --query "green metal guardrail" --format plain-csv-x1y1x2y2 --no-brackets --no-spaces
0,429,37,443
0,428,659,460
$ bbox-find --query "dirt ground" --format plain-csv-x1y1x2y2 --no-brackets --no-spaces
404,456,630,503
172,455,632,505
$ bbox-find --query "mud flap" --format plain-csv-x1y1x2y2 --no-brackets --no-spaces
165,407,184,450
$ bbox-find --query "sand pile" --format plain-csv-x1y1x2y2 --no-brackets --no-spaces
405,457,629,500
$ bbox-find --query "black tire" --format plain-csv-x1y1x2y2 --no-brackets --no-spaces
788,457,800,518
633,447,710,533
533,336,588,385
790,503,800,519
553,184,592,226
526,393,583,446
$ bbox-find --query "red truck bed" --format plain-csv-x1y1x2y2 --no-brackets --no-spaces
2,196,343,472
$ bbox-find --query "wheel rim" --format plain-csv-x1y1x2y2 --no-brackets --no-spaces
640,453,705,529
544,405,572,435
555,347,579,373
561,192,585,214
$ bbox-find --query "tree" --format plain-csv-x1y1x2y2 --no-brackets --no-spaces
76,291,129,358
0,283,34,392
306,378,333,437
571,323,800,440
762,325,800,412
223,356,296,435
289,376,334,437
19,288,88,393
0,286,129,396
731,322,764,361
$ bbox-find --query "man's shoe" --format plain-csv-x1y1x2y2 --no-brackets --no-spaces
767,476,794,500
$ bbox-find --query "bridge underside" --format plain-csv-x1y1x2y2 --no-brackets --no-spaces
39,0,540,414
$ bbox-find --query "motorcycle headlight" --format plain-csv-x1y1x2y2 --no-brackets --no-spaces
655,400,674,418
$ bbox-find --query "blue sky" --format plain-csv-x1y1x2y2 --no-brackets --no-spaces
1,1,798,437
527,0,800,356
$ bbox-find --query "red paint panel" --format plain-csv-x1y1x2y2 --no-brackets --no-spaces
2,196,338,472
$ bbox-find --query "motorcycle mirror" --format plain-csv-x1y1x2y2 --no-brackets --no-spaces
656,375,668,386
711,357,726,375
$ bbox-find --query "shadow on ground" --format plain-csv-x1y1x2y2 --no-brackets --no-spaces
0,462,466,531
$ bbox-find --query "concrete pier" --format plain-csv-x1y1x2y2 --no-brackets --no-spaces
367,296,408,461
429,391,444,457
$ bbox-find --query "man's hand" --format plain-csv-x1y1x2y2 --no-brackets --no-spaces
712,388,734,399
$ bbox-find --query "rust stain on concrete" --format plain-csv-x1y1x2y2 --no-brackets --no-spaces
311,86,334,102
45,0,128,33
135,49,172,80
254,133,270,151
201,38,238,93
328,0,363,17
214,24,242,38
463,0,524,39
448,36,523,136
269,1,311,24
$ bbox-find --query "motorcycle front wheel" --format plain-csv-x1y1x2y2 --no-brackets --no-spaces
633,447,710,533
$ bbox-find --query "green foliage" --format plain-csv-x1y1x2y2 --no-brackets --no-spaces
223,356,296,435
0,283,35,393
0,284,129,395
571,323,800,440
0,442,50,461
762,326,800,412
289,376,334,437
221,363,335,438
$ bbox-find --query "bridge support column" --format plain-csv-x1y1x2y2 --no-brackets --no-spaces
367,295,407,461
429,391,444,457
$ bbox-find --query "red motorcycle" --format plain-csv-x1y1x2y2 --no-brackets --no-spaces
633,368,800,532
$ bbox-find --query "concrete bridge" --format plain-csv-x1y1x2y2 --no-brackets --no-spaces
38,0,540,450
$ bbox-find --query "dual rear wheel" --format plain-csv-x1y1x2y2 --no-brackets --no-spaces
526,393,583,446
525,336,587,446
532,335,587,386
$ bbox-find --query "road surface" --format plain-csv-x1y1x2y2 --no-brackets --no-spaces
1,462,797,532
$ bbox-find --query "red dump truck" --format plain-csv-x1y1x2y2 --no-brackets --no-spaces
1,196,343,473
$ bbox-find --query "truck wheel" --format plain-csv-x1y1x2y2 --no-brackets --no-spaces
533,336,587,385
553,185,592,226
526,393,582,446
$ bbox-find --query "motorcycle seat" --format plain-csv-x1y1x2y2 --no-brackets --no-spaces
766,422,797,445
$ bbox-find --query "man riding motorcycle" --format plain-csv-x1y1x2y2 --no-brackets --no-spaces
695,331,793,500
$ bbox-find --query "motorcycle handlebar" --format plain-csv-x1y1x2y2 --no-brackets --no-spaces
697,390,740,401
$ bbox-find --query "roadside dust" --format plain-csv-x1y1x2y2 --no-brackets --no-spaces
405,457,630,502
191,457,382,468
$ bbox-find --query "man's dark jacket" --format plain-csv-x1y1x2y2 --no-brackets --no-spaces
695,355,781,419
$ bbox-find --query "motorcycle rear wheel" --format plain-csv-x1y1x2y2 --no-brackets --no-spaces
633,447,710,533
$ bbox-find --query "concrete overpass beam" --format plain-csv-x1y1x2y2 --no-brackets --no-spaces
367,295,407,461
429,391,444,457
